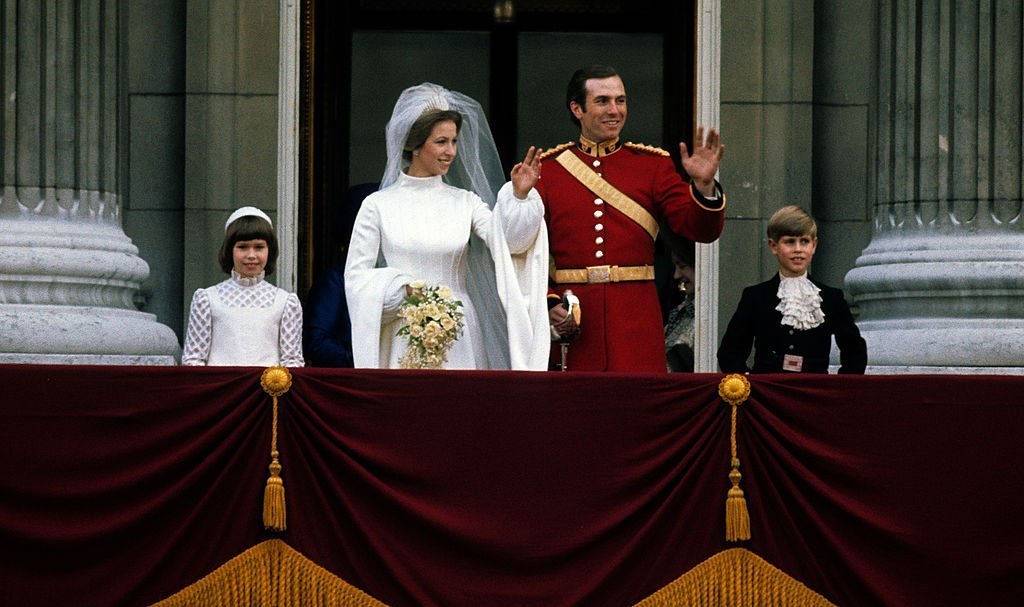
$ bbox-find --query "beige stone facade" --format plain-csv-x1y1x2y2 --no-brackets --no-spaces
6,0,1021,370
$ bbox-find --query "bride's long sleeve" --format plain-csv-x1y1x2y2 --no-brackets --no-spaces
344,196,410,368
489,182,545,254
472,182,550,371
345,200,409,314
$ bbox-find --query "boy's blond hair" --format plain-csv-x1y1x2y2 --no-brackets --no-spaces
767,205,817,241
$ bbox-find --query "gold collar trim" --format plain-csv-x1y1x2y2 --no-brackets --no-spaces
577,135,621,157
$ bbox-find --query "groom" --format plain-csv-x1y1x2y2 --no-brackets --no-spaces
536,65,726,373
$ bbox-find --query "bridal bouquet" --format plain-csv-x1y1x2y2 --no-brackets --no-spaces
397,280,465,369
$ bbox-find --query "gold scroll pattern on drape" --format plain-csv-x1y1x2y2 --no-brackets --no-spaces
633,548,836,607
150,539,388,607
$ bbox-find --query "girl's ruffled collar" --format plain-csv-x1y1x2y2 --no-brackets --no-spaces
230,269,265,287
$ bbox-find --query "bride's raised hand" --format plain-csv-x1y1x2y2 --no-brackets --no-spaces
511,146,541,199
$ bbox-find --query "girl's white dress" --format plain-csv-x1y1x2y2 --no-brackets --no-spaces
181,271,304,366
344,173,549,370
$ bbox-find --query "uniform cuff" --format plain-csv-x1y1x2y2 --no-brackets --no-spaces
689,180,726,211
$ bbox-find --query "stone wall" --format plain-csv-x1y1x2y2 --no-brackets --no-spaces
117,0,885,356
718,0,876,341
123,0,188,337
121,0,280,342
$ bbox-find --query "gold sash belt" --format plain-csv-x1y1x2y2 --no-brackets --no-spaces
554,264,654,284
555,150,660,240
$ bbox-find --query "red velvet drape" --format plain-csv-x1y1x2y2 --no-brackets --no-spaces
0,366,1022,606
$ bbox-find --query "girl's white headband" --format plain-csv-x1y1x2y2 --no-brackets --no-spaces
225,206,273,231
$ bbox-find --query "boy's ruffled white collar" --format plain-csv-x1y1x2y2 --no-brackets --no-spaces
230,269,265,287
776,272,824,330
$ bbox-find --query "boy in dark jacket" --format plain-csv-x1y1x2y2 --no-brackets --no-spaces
718,205,867,374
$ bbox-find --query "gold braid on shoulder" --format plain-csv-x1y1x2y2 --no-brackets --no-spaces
624,142,670,157
538,141,576,161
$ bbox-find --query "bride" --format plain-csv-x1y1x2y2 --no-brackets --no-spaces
344,83,550,370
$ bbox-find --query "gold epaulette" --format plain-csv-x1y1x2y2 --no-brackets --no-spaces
624,142,670,157
538,141,576,161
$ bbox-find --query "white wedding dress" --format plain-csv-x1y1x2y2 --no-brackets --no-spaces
345,173,549,370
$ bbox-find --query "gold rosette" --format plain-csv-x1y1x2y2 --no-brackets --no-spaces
261,366,292,397
718,373,750,406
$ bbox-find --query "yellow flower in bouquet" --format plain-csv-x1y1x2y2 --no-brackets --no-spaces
397,281,465,369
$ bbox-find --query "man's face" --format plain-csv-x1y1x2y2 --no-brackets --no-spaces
571,76,627,142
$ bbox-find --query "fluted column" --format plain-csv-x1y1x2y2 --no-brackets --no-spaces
846,0,1024,370
0,0,179,363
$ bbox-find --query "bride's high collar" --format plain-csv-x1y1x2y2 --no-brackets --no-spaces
399,171,443,186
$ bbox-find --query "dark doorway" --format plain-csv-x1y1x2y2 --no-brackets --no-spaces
299,1,697,296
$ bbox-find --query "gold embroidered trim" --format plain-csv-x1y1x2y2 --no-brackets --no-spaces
690,182,727,212
538,141,575,161
624,141,670,157
579,135,622,157
554,265,654,284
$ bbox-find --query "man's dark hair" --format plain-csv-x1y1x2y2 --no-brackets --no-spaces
218,215,279,275
565,65,621,128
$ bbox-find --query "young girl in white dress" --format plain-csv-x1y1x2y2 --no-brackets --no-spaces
182,207,304,366
344,83,550,370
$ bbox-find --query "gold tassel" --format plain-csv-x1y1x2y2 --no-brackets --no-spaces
263,451,287,531
726,465,751,542
718,374,752,542
260,367,293,532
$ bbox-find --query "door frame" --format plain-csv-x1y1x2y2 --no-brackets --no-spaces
278,0,723,372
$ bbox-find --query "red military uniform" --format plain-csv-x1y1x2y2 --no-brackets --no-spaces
536,136,725,372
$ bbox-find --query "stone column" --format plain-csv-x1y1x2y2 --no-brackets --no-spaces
0,0,179,364
846,1,1024,372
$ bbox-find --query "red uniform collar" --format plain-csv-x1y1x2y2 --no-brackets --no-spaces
577,135,622,158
